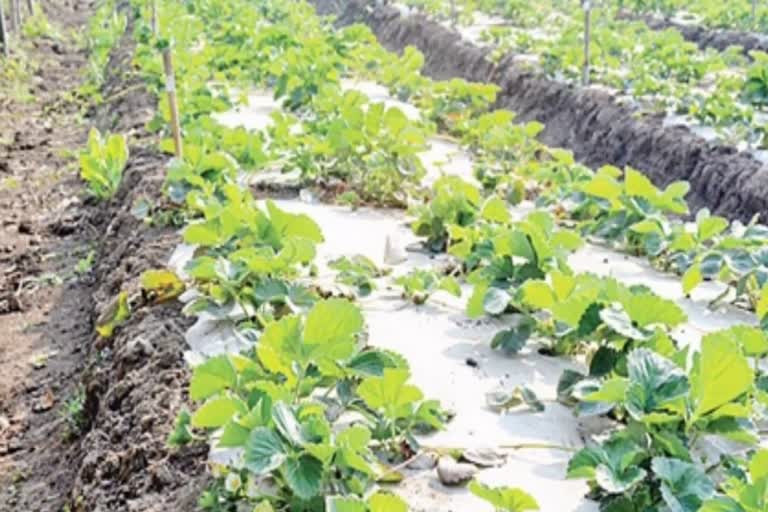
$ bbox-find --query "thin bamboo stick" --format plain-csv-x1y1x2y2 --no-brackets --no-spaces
162,48,183,159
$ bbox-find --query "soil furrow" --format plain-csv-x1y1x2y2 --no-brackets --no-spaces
618,11,768,56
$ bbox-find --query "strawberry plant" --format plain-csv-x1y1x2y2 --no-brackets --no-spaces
519,271,685,356
410,176,482,253
567,332,758,509
395,268,461,305
329,255,389,298
79,128,129,200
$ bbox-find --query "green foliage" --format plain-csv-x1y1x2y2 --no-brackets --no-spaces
79,128,129,199
329,255,388,297
410,176,481,252
468,480,540,511
395,269,461,305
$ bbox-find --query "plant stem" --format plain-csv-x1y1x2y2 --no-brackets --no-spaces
293,367,305,404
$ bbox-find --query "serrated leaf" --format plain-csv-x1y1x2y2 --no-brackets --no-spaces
283,455,323,500
624,349,688,422
480,196,511,224
368,493,408,512
357,368,423,422
691,332,754,421
491,317,534,355
698,216,729,241
682,264,702,295
468,479,540,511
652,457,715,512
621,293,686,328
189,355,237,401
244,427,287,474
521,280,554,309
272,402,306,447
191,395,246,428
325,497,366,512
140,269,185,302
304,299,363,356
483,287,510,315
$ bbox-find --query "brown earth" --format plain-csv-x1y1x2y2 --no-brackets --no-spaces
618,11,768,56
313,0,768,222
0,3,207,511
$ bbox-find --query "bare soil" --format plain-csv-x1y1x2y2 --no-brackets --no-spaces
0,3,207,511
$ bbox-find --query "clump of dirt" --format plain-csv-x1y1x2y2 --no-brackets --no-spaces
314,0,768,222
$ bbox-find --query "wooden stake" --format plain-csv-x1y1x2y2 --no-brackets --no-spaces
25,0,32,16
162,48,183,159
753,0,758,29
151,0,158,36
0,0,9,57
11,0,20,32
582,0,591,86
450,0,457,28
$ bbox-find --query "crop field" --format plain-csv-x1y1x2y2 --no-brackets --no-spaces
2,1,768,511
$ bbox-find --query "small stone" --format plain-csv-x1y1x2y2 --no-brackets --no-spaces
33,389,55,413
462,447,506,468
407,452,438,470
465,357,478,368
437,456,477,486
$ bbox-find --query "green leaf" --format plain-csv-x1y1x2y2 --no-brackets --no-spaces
468,479,540,511
140,269,185,302
521,280,554,309
191,395,246,428
304,299,363,351
717,325,768,357
481,196,511,224
624,349,688,422
325,497,366,512
491,318,534,355
266,200,324,243
682,264,703,295
700,253,725,278
272,402,306,447
253,502,275,512
189,355,237,401
167,410,192,447
600,306,648,340
483,287,510,315
438,276,462,297
368,493,408,512
184,223,221,246
652,457,715,512
698,216,729,241
283,454,323,500
567,437,646,494
757,284,768,320
621,293,686,328
95,291,131,338
357,368,423,421
625,168,658,198
244,427,287,474
749,449,768,481
467,283,489,318
699,497,743,512
691,332,754,421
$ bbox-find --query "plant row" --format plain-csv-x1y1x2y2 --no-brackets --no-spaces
78,0,768,510
407,0,768,150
